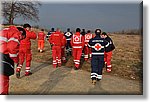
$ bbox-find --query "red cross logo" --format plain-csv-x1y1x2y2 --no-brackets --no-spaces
94,43,101,51
75,36,80,41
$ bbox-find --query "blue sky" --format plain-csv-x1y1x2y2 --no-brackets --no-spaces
13,2,142,32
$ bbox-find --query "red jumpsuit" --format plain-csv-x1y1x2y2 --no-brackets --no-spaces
104,35,115,72
61,33,67,63
38,31,45,52
84,33,93,61
49,31,62,68
0,26,22,94
71,32,85,69
16,29,36,75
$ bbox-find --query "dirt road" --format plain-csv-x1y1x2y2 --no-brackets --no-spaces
9,61,142,95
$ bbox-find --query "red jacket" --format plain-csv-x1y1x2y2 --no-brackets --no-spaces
0,26,22,63
19,29,36,50
71,32,85,49
61,33,67,48
84,33,94,46
49,31,63,46
38,31,45,40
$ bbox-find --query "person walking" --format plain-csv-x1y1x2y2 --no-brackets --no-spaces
88,29,109,85
37,29,46,53
71,28,85,70
101,32,115,72
64,28,73,56
0,26,26,94
16,23,36,78
49,28,62,68
84,30,93,61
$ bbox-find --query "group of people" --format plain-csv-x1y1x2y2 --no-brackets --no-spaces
38,27,115,85
0,23,115,94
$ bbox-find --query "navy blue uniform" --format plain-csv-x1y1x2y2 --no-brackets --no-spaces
64,31,73,55
88,35,109,80
105,36,115,52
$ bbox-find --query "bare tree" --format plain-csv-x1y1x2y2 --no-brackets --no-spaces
2,0,41,24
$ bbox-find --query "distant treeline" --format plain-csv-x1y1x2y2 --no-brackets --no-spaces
112,29,142,35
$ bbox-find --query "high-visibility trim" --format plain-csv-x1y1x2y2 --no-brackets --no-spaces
8,37,20,44
0,36,8,42
53,63,57,64
85,40,90,42
53,60,56,62
1,61,14,69
85,44,88,46
75,62,79,64
26,67,30,70
17,66,22,69
91,76,97,78
74,60,80,62
88,44,91,47
91,73,98,76
66,38,71,40
84,55,88,58
97,75,102,79
25,69,31,72
73,42,82,44
105,43,109,47
9,53,18,57
89,54,92,57
73,46,82,48
92,53,104,55
57,59,61,63
107,65,112,67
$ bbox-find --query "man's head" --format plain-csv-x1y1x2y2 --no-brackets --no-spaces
101,32,107,38
23,23,31,31
76,28,81,32
17,27,26,40
67,28,70,32
56,28,60,32
41,29,44,31
95,29,101,36
87,30,91,33
51,28,54,32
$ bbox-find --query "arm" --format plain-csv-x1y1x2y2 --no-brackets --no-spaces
30,31,37,39
82,36,85,48
7,33,20,63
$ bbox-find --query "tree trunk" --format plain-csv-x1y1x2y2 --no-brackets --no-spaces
9,2,14,25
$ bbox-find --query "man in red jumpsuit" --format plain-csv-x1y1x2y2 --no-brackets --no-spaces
16,24,37,78
49,28,62,68
0,26,26,94
101,32,115,72
84,30,93,61
61,32,67,63
71,28,85,70
38,29,45,53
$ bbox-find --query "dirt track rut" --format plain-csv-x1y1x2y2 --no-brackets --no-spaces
9,61,142,95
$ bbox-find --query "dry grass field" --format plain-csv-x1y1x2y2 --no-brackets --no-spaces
30,28,142,81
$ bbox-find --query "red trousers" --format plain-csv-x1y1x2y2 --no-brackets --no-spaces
38,40,44,50
0,74,9,95
52,46,61,67
61,47,66,62
104,51,112,68
72,48,82,68
84,46,92,61
19,49,32,71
